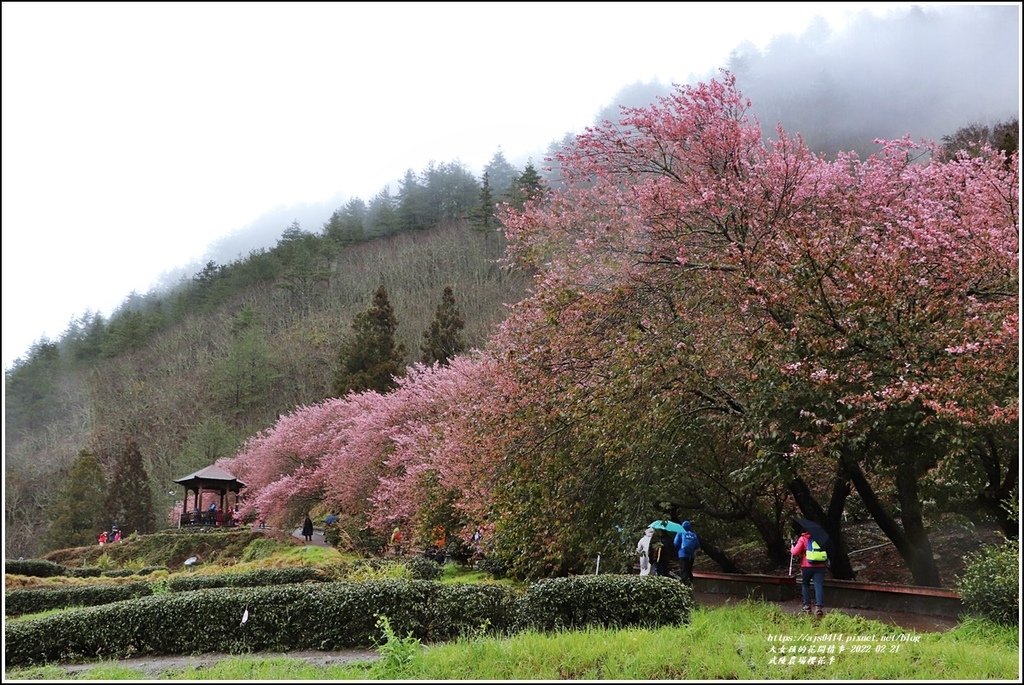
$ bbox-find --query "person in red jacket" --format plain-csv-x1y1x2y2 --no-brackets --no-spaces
791,522,828,617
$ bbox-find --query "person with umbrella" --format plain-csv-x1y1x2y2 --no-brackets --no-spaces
791,518,829,617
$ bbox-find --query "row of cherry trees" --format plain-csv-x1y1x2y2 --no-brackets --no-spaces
221,73,1018,584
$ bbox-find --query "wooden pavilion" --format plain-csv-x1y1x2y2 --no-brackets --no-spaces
173,465,246,527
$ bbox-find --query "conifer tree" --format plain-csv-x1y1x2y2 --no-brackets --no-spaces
507,161,546,208
483,148,519,199
104,438,156,536
333,282,407,396
470,172,497,230
420,285,466,366
44,449,109,550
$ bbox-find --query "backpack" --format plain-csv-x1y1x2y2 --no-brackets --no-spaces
806,539,827,562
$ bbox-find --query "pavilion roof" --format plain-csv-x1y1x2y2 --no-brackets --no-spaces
174,465,246,489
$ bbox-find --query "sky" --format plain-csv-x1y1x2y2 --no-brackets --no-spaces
0,1,991,370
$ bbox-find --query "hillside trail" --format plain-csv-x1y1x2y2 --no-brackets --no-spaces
289,525,334,548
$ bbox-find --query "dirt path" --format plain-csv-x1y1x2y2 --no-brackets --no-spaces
55,648,380,678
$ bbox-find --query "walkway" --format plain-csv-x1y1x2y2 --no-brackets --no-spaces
291,526,334,548
692,590,959,633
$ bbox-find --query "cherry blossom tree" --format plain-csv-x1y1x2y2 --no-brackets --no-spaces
497,71,1017,584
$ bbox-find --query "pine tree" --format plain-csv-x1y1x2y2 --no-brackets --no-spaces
483,148,519,199
470,172,497,230
333,282,407,395
420,285,466,366
44,450,109,550
508,161,546,209
104,438,156,536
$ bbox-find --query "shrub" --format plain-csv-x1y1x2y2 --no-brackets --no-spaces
4,579,517,666
405,557,443,581
4,559,65,578
518,575,691,632
474,557,508,580
4,575,687,667
956,537,1019,626
65,567,103,578
5,581,154,617
167,566,323,592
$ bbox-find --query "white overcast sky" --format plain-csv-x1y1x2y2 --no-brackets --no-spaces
2,1,944,369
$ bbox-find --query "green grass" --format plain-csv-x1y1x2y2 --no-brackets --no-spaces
7,599,1018,681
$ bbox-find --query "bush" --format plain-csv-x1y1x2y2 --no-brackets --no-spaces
5,581,153,617
518,575,691,632
65,567,103,578
4,579,520,667
4,559,65,578
167,566,323,592
3,575,684,667
955,537,1019,626
405,557,443,581
474,557,508,580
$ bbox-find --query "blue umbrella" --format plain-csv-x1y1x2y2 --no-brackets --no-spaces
649,519,685,534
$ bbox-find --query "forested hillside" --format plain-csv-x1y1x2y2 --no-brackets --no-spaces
4,159,536,557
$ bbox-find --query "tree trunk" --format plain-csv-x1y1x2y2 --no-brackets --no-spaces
787,475,855,580
700,539,744,574
841,451,941,587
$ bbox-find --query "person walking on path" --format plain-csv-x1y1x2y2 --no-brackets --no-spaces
636,527,655,576
673,520,700,586
791,521,828,617
301,515,314,542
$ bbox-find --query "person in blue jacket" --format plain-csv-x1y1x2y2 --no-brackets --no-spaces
674,520,700,586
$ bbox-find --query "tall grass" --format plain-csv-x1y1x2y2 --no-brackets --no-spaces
7,599,1018,681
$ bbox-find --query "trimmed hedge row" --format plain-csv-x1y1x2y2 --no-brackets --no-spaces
6,567,325,617
167,567,324,592
5,559,65,578
6,582,154,618
5,559,170,580
5,575,691,668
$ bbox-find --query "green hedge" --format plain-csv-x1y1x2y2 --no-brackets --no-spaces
5,559,66,578
520,575,690,631
5,575,692,668
167,567,324,592
65,567,104,578
6,582,154,617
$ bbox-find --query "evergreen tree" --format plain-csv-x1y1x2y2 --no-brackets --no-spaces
44,450,108,550
216,307,279,413
104,438,156,536
508,161,546,209
420,285,466,366
333,282,407,396
397,169,427,231
323,198,368,246
483,148,519,199
366,187,399,237
470,171,497,229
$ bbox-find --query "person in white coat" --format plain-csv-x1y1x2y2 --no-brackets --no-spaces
637,527,656,575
